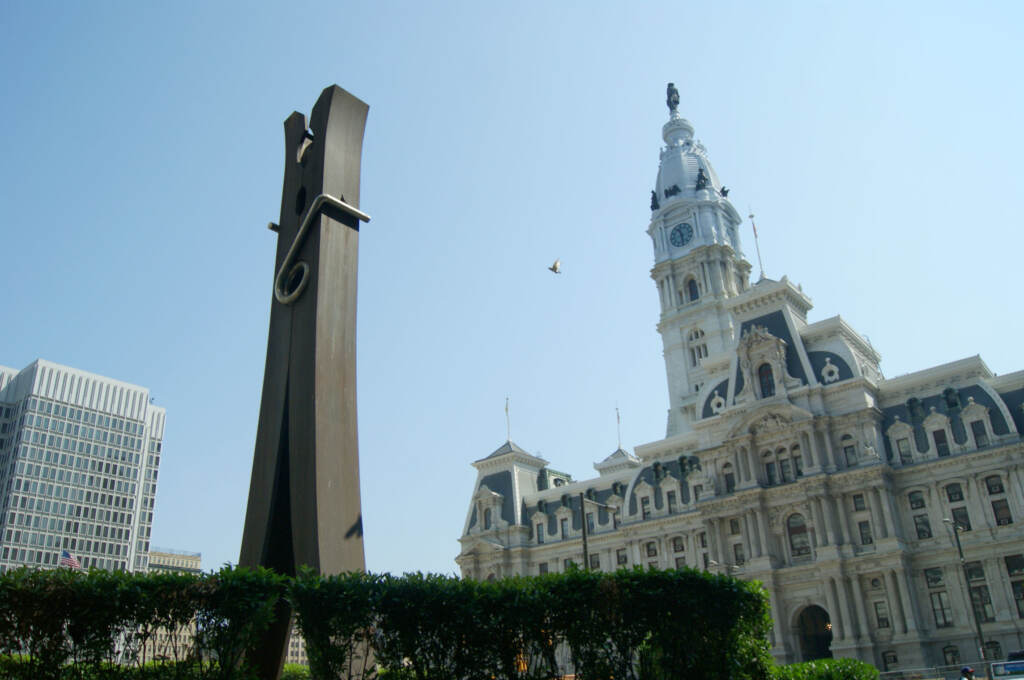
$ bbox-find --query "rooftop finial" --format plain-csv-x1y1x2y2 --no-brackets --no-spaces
666,82,680,114
505,396,511,442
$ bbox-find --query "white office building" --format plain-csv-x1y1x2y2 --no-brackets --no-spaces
0,359,166,573
457,92,1024,672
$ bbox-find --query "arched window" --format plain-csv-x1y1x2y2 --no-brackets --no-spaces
484,508,492,530
787,513,811,556
687,278,700,302
758,363,775,398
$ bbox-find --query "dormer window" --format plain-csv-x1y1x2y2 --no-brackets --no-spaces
484,508,492,530
758,364,775,398
932,430,950,457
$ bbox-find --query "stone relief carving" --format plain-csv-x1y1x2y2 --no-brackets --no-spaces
821,357,840,384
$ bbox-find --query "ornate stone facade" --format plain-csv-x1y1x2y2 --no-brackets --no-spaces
457,94,1024,671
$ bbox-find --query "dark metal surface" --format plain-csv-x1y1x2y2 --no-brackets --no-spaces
239,85,369,680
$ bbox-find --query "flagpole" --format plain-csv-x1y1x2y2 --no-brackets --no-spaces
616,406,622,450
505,397,511,442
749,210,765,280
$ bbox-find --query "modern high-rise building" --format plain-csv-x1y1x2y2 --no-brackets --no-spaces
457,90,1024,672
0,359,166,573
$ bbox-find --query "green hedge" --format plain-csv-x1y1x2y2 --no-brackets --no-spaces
770,658,879,680
0,564,774,680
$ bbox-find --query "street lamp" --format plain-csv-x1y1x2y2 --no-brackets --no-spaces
944,518,990,679
579,492,619,571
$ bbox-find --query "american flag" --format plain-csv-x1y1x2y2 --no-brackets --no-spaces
59,550,81,569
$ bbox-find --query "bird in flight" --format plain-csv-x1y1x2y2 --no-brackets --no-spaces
548,258,562,274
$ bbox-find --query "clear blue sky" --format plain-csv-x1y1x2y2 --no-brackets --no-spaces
2,1,1021,575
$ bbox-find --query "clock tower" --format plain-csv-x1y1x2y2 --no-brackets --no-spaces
648,85,752,436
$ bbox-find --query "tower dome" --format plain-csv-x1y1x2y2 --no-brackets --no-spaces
653,112,725,208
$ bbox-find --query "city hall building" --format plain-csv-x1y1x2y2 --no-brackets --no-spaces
456,92,1024,671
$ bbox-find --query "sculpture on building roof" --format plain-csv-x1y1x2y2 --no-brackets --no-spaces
666,82,680,113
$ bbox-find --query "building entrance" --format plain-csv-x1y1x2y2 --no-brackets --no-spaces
797,605,833,661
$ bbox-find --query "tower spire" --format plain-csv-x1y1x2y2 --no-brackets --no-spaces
505,396,511,442
616,406,622,449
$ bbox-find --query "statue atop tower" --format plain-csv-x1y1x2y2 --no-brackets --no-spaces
666,82,680,114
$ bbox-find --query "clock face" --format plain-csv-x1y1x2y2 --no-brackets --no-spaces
669,223,694,247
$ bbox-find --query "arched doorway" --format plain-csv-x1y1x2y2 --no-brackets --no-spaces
796,605,833,661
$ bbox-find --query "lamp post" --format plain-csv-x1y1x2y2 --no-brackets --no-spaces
944,518,990,679
579,493,619,571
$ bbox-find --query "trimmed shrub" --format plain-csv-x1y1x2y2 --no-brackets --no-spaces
771,657,880,680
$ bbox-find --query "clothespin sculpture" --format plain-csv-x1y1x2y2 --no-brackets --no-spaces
239,85,371,680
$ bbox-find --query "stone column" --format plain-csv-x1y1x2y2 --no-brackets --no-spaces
988,556,1015,621
887,570,908,634
867,490,886,540
896,568,920,633
811,497,828,547
824,577,843,641
757,509,771,557
968,474,991,529
851,575,870,642
876,486,897,539
836,577,856,644
742,511,755,559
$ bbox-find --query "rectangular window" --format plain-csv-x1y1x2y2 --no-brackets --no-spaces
560,518,568,538
1010,580,1024,619
946,484,964,502
964,561,985,582
874,601,891,629
733,543,745,565
724,473,735,493
672,536,684,553
793,455,804,477
932,430,950,457
699,532,707,548
951,507,971,531
616,548,628,565
859,521,873,545
675,556,686,569
914,514,933,539
896,437,912,463
667,491,677,513
693,484,702,501
702,553,710,569
853,494,866,512
993,499,1013,526
908,491,926,509
970,420,988,447
970,585,995,623
589,553,599,569
930,591,953,627
536,523,544,544
729,518,741,535
987,476,1005,495
1006,555,1024,578
843,445,857,466
586,512,594,533
646,541,657,557
765,463,776,486
779,458,792,482
641,497,651,520
563,559,573,571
